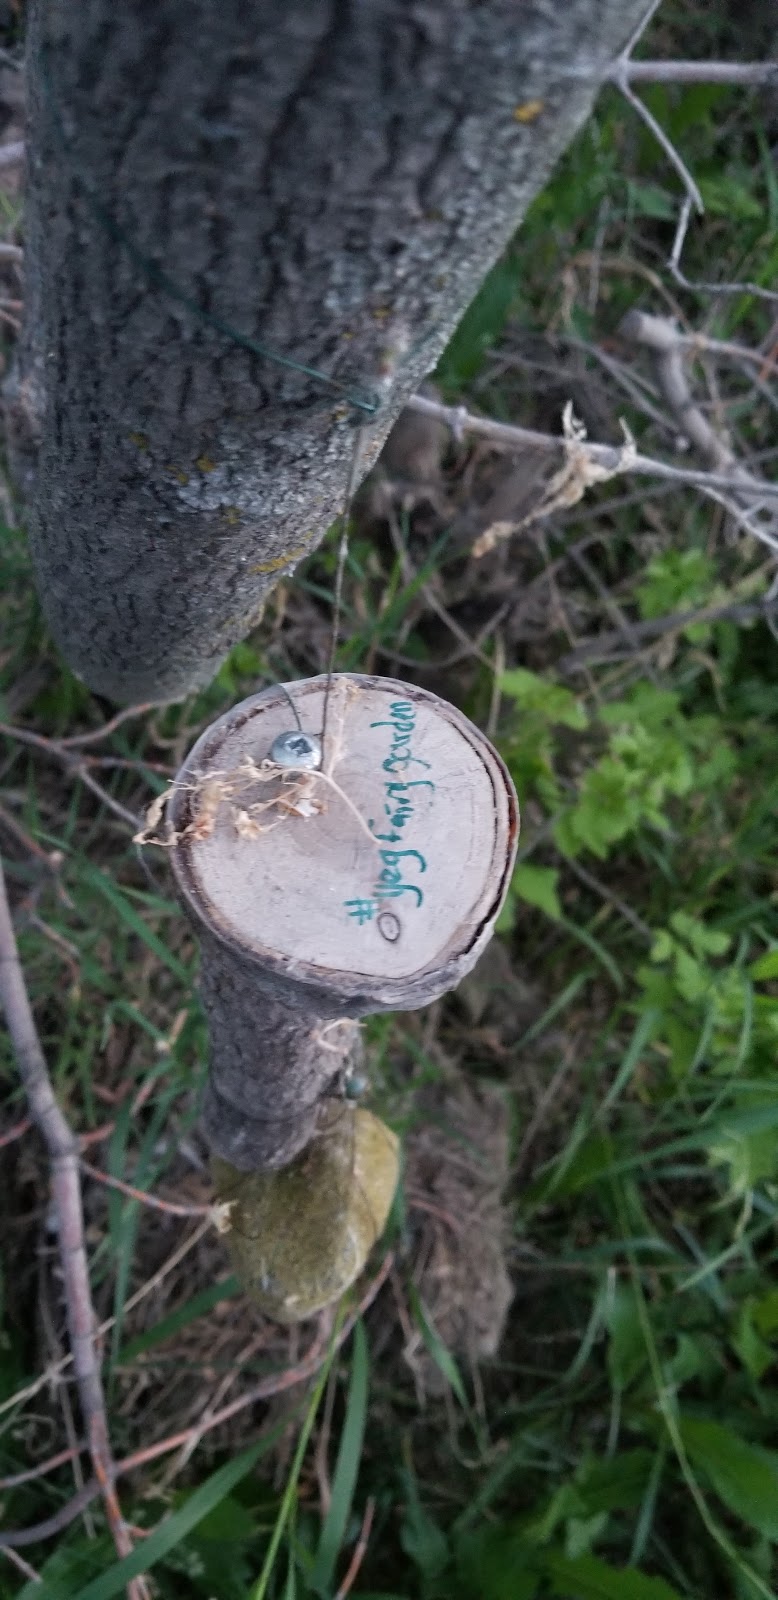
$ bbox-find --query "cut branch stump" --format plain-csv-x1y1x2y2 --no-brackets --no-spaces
166,673,518,1319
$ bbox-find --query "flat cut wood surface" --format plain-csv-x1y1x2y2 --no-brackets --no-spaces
171,675,517,1000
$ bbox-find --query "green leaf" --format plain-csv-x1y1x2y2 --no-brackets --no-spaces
455,1526,539,1599
751,949,778,981
400,1494,449,1583
436,252,519,385
573,1452,655,1517
545,1551,683,1599
119,1275,240,1363
698,174,764,221
66,1437,272,1600
512,863,562,921
732,1302,774,1383
636,549,715,623
500,668,587,729
409,1286,469,1408
625,181,677,220
752,1288,778,1337
310,1320,369,1593
605,1284,646,1390
679,1418,778,1538
82,865,191,985
707,1124,778,1195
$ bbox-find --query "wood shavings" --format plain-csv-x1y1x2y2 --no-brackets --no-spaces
210,1199,236,1235
472,401,637,557
132,746,374,852
133,759,327,848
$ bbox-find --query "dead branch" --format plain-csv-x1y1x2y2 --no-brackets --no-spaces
605,15,778,302
334,1496,376,1599
0,719,144,829
617,61,778,87
611,62,704,215
406,393,778,500
405,394,778,555
0,856,147,1595
670,192,778,303
558,594,777,673
79,1159,214,1219
0,1250,392,1552
620,308,778,545
59,702,157,748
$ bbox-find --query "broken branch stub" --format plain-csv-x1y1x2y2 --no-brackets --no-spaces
168,671,519,1165
166,673,518,1320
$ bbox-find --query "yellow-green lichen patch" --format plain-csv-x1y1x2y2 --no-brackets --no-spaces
212,1107,399,1323
247,543,308,576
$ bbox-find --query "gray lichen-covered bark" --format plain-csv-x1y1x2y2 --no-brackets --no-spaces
12,0,649,704
197,928,363,1171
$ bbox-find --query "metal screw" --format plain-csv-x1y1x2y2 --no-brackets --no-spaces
270,730,322,770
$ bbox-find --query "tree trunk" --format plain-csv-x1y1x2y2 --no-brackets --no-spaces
12,0,649,704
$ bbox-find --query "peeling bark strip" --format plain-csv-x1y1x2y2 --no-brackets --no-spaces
15,0,650,704
167,674,518,1170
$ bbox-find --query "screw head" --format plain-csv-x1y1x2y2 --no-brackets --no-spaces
344,1072,369,1102
270,730,322,770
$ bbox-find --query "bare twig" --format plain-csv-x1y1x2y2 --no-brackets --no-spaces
406,392,778,503
60,702,156,748
0,139,23,169
670,193,778,303
620,309,778,545
621,311,739,471
2,1546,43,1584
0,1251,393,1551
79,1158,213,1218
0,1115,32,1148
334,1496,376,1599
605,21,778,302
0,798,66,875
0,1219,213,1425
616,60,778,88
611,64,704,214
563,853,653,941
558,595,777,673
0,857,147,1596
73,764,142,829
0,1446,83,1491
0,720,144,830
666,331,777,373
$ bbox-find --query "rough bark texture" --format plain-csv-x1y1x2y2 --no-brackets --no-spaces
12,0,649,704
198,931,361,1171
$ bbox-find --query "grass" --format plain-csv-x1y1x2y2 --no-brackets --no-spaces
2,2,778,1596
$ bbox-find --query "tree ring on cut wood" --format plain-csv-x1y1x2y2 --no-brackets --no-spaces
168,673,518,1013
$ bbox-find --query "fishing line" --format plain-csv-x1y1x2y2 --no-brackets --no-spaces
276,681,303,733
320,424,365,760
